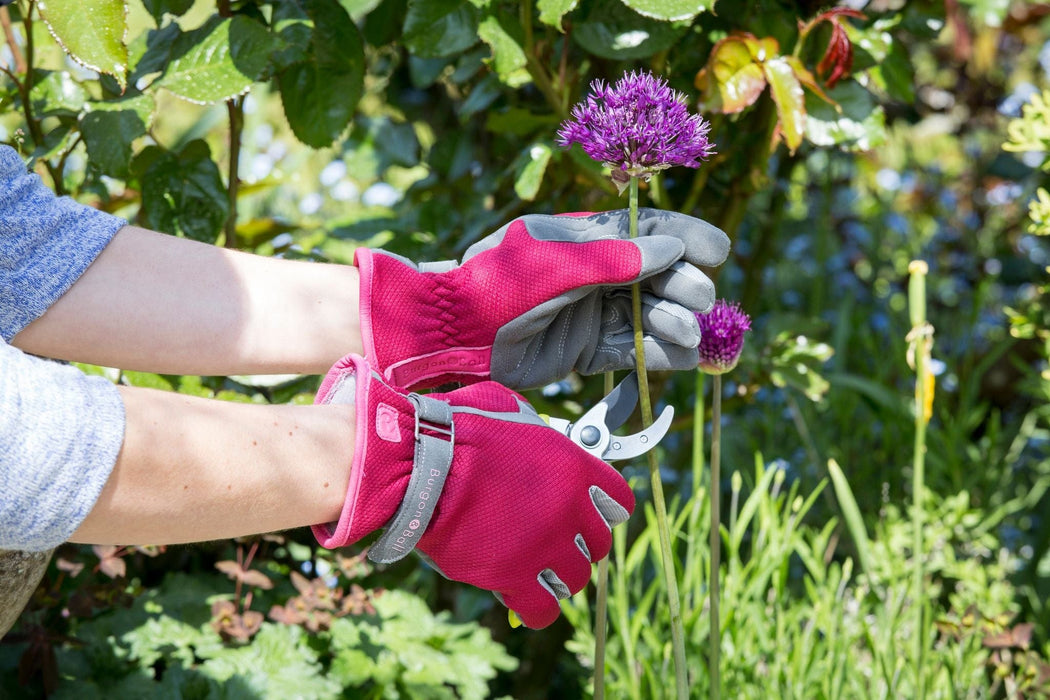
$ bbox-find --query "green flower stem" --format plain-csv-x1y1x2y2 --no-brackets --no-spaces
709,374,723,700
593,371,615,700
628,176,689,700
908,260,931,700
687,371,706,608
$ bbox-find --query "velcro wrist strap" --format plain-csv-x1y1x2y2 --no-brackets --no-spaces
367,393,454,564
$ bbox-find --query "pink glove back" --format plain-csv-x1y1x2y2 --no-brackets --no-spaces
356,208,730,390
312,353,635,629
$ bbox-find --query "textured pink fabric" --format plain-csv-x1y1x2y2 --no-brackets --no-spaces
356,217,641,389
311,354,635,629
312,354,417,547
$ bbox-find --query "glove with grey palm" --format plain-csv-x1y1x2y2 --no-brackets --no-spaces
356,208,730,390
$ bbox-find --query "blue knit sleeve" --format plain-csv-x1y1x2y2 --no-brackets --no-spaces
0,338,125,551
0,145,126,341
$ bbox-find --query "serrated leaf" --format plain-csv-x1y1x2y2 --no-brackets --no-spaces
403,0,480,58
80,94,154,178
38,0,128,88
763,57,805,154
619,0,712,21
537,0,578,28
513,142,552,201
573,0,688,60
154,15,279,104
277,0,365,148
134,140,229,243
477,14,530,87
29,71,88,116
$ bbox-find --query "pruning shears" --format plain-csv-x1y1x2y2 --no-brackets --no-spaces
543,372,674,462
509,372,674,629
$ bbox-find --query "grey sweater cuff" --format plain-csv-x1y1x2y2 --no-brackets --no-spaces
0,145,126,341
0,341,125,551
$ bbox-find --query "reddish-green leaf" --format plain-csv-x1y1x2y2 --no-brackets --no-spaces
784,56,835,107
763,57,806,153
709,37,766,114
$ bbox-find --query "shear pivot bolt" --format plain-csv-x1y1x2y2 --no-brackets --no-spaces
580,426,601,447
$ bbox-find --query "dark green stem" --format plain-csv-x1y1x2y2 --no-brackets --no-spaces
224,96,244,249
629,177,688,699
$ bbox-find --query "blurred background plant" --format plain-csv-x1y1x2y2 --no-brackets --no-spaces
3,0,1050,697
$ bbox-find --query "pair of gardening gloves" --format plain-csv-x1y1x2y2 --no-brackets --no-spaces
313,209,730,628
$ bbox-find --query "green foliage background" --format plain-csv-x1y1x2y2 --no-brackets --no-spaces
3,0,1050,697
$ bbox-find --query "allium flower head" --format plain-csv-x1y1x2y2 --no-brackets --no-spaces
557,70,714,192
696,300,751,375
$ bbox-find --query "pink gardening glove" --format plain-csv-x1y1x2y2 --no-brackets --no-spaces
356,208,730,390
312,353,635,629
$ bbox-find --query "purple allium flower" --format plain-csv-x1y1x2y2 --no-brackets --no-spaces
557,70,714,192
696,300,751,375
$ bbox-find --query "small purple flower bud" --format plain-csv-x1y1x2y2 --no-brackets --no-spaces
696,300,751,375
557,70,714,191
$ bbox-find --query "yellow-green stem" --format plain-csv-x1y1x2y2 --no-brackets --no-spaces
709,374,722,700
629,177,688,699
593,371,615,700
908,260,931,700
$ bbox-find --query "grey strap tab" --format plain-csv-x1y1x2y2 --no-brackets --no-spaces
368,394,454,564
418,260,458,274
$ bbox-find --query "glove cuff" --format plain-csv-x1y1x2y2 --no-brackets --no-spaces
355,247,493,390
311,354,417,548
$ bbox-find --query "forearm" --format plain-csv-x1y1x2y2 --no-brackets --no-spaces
71,385,354,546
12,226,363,375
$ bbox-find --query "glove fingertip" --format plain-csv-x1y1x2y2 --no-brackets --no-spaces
634,235,686,277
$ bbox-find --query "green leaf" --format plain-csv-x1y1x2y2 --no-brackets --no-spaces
134,140,229,243
618,0,712,22
477,14,530,87
573,0,688,60
339,0,384,20
403,0,480,58
827,458,874,575
153,15,280,104
277,0,365,148
537,0,578,28
80,94,154,178
38,0,128,88
485,107,558,136
29,71,88,116
513,141,552,201
804,81,887,152
140,0,194,22
763,56,806,154
457,73,501,121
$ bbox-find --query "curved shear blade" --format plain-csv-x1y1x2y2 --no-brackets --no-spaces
599,372,639,433
602,404,674,461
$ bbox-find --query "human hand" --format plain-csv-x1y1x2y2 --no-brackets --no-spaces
356,208,730,390
312,353,635,628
